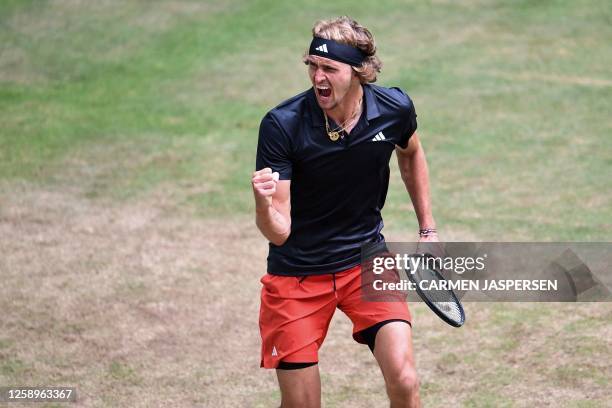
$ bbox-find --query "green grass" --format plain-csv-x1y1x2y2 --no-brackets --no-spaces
1,0,610,239
107,361,142,386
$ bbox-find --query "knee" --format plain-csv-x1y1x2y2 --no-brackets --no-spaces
280,388,320,408
281,393,319,408
386,365,420,398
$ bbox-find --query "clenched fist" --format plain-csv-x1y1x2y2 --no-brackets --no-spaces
252,168,279,210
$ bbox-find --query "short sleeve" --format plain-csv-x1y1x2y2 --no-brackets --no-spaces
395,89,418,149
255,113,293,180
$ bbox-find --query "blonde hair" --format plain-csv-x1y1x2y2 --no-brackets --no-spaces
304,16,382,84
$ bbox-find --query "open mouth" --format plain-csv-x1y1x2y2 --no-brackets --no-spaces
317,86,331,98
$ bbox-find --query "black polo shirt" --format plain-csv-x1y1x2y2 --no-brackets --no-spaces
255,84,417,276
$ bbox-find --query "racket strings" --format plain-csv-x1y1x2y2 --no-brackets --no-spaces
410,261,465,324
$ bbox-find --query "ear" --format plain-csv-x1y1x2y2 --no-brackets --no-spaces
351,68,362,83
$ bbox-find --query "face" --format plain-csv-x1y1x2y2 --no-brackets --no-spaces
306,55,358,111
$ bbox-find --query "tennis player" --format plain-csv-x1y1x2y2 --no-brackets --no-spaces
252,16,437,408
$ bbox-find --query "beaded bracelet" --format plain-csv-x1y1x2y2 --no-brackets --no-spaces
419,228,437,237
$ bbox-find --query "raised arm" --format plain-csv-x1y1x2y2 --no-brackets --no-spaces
252,168,291,246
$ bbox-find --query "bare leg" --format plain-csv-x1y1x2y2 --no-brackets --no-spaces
276,364,321,408
373,322,420,408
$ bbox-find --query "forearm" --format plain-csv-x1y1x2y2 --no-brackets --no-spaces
255,203,291,246
400,148,435,229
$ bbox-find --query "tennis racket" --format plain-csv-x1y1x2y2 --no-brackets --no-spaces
405,252,465,327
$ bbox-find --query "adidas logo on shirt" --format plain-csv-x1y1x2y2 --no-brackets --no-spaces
272,346,278,357
315,44,328,53
372,131,386,141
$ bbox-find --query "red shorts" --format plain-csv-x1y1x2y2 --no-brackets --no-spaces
259,264,411,368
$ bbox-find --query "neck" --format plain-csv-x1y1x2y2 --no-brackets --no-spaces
326,83,363,125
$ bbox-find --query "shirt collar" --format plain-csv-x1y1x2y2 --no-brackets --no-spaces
308,84,381,127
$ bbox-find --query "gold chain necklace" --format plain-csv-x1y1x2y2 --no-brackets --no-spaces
324,98,363,141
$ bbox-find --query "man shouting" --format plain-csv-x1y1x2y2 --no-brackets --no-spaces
252,16,437,408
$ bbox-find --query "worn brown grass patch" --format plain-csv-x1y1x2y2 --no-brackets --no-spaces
0,182,610,407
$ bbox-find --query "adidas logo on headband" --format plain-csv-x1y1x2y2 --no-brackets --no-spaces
309,37,366,67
